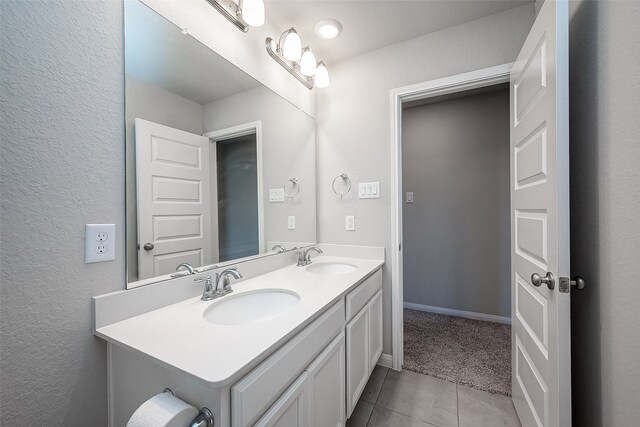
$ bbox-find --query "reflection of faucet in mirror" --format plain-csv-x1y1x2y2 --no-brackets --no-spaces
272,245,287,253
171,263,196,278
297,247,323,267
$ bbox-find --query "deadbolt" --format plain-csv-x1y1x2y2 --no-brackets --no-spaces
143,243,154,251
531,272,555,290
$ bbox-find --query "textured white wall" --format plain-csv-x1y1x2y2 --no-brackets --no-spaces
0,1,125,425
402,89,511,318
316,4,535,353
568,1,640,426
203,86,317,248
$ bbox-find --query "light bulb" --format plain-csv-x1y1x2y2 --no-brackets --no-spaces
300,48,317,77
282,29,302,61
314,62,329,88
241,0,264,27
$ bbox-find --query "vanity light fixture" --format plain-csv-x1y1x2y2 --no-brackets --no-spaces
204,0,265,32
314,62,330,88
266,28,330,90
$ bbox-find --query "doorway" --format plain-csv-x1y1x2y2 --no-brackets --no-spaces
205,121,265,263
401,84,512,395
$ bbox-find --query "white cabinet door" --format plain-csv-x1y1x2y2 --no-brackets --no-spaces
308,332,346,427
254,373,309,427
346,306,369,417
368,290,383,372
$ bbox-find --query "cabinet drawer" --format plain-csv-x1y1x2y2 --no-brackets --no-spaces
345,268,382,322
232,300,345,427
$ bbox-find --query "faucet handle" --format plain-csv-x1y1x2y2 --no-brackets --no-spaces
194,276,215,301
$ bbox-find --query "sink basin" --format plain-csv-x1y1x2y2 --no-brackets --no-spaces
306,262,358,275
203,289,300,326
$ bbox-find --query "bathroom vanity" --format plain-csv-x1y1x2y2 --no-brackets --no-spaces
93,246,384,427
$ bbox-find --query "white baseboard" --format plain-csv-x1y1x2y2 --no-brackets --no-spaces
377,353,393,369
403,302,511,325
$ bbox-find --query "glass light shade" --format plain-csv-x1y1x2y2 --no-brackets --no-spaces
314,62,330,88
241,0,265,27
300,48,317,77
282,30,302,61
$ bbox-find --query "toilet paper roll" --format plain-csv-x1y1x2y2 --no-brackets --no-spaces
127,392,199,427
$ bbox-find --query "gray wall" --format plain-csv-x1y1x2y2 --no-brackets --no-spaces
0,1,125,425
568,1,640,426
125,75,204,282
203,86,317,247
316,4,535,353
402,89,510,318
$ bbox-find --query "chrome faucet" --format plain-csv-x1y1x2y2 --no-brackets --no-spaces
215,268,243,294
297,246,323,267
195,268,243,301
272,244,288,253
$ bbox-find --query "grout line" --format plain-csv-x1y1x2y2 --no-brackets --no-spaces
456,384,460,427
373,368,390,405
375,405,440,427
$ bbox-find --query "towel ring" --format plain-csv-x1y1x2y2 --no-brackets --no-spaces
332,174,352,199
284,178,300,199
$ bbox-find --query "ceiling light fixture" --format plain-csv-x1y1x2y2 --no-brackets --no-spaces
314,19,343,40
266,27,330,90
204,0,265,32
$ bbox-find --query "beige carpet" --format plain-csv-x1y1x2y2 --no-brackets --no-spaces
403,308,512,396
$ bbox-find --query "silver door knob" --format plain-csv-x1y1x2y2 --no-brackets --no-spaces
531,272,555,290
143,243,154,251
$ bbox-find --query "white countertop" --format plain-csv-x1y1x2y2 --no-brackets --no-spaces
95,255,383,388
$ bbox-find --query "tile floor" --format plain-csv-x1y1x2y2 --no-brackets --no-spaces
347,366,521,427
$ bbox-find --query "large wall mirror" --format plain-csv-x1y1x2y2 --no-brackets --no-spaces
125,0,317,287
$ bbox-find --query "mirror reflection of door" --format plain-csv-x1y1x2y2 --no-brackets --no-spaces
214,133,260,262
134,118,213,280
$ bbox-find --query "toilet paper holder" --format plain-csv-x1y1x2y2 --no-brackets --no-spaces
163,388,214,427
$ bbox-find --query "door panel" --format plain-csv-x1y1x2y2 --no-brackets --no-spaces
510,1,570,427
307,332,346,427
135,118,213,279
368,290,383,372
254,373,309,427
346,306,369,417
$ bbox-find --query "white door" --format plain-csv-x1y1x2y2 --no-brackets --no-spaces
368,290,383,372
307,332,346,427
135,118,213,279
510,1,570,427
346,305,369,417
254,373,310,427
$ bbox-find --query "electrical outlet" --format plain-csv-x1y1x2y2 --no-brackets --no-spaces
85,224,115,263
288,216,296,230
345,215,355,231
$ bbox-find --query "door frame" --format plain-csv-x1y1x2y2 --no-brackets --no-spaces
389,63,513,370
204,120,265,255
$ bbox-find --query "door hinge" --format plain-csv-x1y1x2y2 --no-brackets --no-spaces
399,243,402,251
559,276,586,293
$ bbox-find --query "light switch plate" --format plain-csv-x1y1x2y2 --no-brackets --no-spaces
270,188,285,203
288,216,296,230
85,224,115,263
406,192,414,203
345,215,355,231
358,182,381,199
